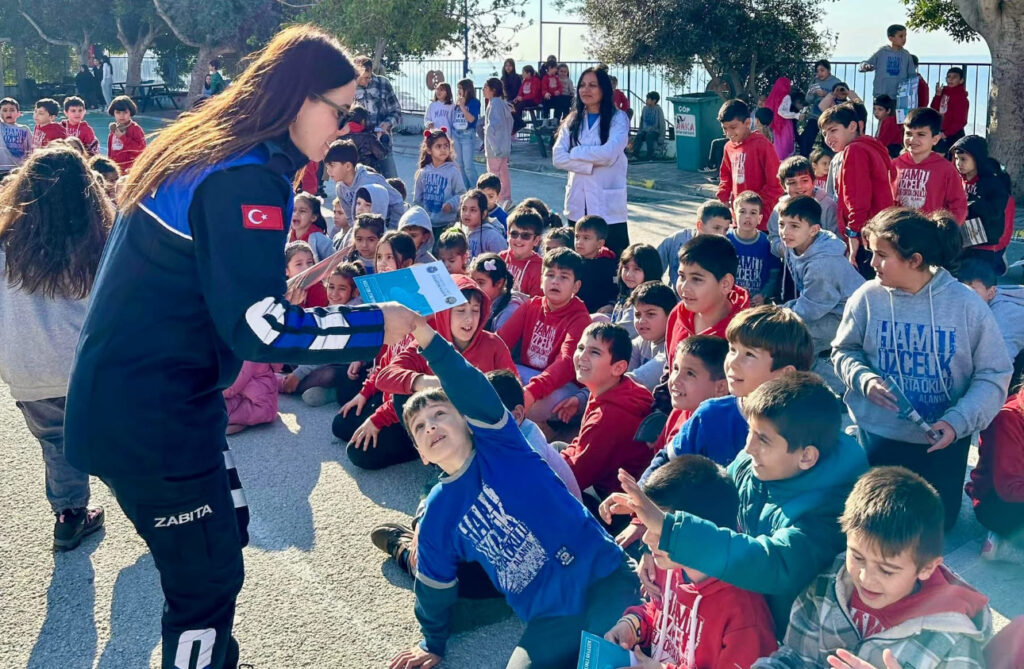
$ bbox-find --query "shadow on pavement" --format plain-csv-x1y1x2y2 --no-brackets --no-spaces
96,553,162,669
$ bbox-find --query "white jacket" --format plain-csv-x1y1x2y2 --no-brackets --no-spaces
552,109,629,223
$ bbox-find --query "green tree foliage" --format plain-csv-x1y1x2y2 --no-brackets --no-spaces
17,0,116,66
897,0,977,42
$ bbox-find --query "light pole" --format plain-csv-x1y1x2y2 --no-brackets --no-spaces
463,0,470,76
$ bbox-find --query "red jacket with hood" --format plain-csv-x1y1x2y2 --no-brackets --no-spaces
966,394,1024,512
835,135,896,239
931,84,969,138
716,132,783,231
665,286,750,367
892,151,968,223
560,375,653,496
500,249,543,297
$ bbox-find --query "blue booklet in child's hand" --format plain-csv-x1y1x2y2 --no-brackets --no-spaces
354,261,467,316
577,631,636,669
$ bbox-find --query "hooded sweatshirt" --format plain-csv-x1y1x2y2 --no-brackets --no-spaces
988,286,1024,361
754,556,991,668
498,294,591,400
460,217,508,259
107,120,145,172
577,247,618,313
661,435,869,638
835,135,896,239
484,97,513,159
0,121,32,173
336,164,406,229
832,269,1012,444
559,375,653,496
862,45,917,99
397,205,437,264
413,161,466,227
892,151,968,223
665,286,750,366
486,289,529,332
966,394,1024,521
767,187,839,258
931,84,969,138
499,249,543,297
782,230,865,354
716,132,784,230
952,135,1012,250
625,569,777,669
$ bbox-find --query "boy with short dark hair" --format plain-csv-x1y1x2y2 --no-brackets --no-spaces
716,99,783,231
956,258,1024,366
436,227,470,275
767,156,839,260
657,199,732,283
631,91,666,161
627,281,677,392
860,24,917,99
61,96,99,155
872,94,902,158
615,371,869,639
892,107,968,222
574,215,618,313
605,454,777,669
325,138,405,228
543,226,573,253
819,103,896,277
931,66,970,154
386,176,408,201
500,207,545,297
755,467,991,667
32,98,67,149
0,97,32,175
729,191,780,306
476,172,508,229
498,247,592,422
105,95,145,172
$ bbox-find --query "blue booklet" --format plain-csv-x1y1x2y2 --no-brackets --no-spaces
354,261,466,316
577,631,635,669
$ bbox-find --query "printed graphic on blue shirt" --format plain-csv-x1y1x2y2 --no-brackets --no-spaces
2,124,30,158
875,319,956,421
419,171,451,213
886,55,902,76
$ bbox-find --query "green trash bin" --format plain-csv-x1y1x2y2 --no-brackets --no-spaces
668,94,723,172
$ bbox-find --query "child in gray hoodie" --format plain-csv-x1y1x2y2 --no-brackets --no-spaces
457,189,507,260
396,205,437,264
956,257,1024,386
482,78,514,204
832,207,1012,529
325,139,405,229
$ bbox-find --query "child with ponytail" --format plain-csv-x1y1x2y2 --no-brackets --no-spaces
471,253,528,332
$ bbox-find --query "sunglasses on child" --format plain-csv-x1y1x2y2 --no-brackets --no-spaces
508,230,535,239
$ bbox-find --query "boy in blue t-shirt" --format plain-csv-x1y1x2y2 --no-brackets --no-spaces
728,191,781,306
476,172,508,231
0,97,33,175
386,314,638,668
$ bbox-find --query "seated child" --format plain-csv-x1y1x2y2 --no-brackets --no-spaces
386,176,407,201
767,156,839,260
630,91,667,161
951,135,1014,274
436,227,470,274
458,188,507,259
957,258,1024,370
967,393,1024,564
755,466,991,667
892,107,968,223
498,247,592,423
627,281,676,392
329,196,349,244
288,192,334,262
0,97,32,175
284,241,327,308
606,455,777,668
32,98,67,149
396,205,437,264
326,139,405,228
105,95,145,172
471,253,529,332
345,213,384,273
609,243,662,337
384,316,638,668
354,183,395,229
518,196,562,230
810,146,833,192
224,362,279,435
476,172,508,229
499,207,545,297
873,94,902,158
728,191,781,306
657,199,731,284
543,226,573,253
615,371,869,639
61,96,99,155
574,215,618,313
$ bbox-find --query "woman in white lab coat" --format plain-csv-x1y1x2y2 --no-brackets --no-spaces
552,66,630,256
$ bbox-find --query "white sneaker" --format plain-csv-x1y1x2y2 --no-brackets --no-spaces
980,531,1024,564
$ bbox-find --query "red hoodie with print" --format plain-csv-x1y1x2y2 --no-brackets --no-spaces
665,286,750,367
498,294,591,400
62,120,99,155
518,77,542,105
966,394,1024,519
107,120,146,172
624,569,777,669
892,151,968,223
716,132,783,231
560,376,653,496
500,249,543,297
930,85,969,138
835,135,896,239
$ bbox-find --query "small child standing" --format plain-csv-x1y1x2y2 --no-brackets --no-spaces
728,191,781,305
574,215,619,313
413,129,466,248
482,78,513,204
32,98,67,149
451,79,481,188
716,99,783,231
457,189,507,259
106,95,146,172
0,97,32,176
423,82,455,133
872,94,902,158
61,96,99,156
609,243,662,336
859,24,917,99
499,208,544,297
892,107,967,222
931,66,970,154
437,227,470,275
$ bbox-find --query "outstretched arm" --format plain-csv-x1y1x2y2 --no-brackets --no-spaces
414,320,506,425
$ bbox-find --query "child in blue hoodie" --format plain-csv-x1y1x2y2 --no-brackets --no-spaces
833,207,1012,530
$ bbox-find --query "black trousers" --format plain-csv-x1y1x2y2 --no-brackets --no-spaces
103,458,247,669
333,393,418,470
799,118,821,157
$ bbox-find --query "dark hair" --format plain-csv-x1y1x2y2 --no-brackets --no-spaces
63,95,86,111
779,195,822,228
507,208,544,236
813,59,831,72
954,257,998,289
332,260,366,282
106,94,138,116
518,197,561,228
850,101,869,126
377,230,416,266
840,466,944,567
457,78,476,101
779,156,815,183
734,190,763,210
89,154,121,178
476,172,502,193
696,199,733,224
352,212,385,237
0,97,20,109
294,191,327,234
522,64,537,77
726,304,814,372
347,104,369,127
809,146,834,164
57,136,87,157
887,23,907,37
438,227,468,253
863,207,961,272
122,26,357,212
545,227,574,248
487,369,525,410
741,371,841,458
618,243,662,297
460,189,489,223
434,82,453,105
470,253,513,298
873,94,895,112
0,146,113,299
678,234,738,281
904,107,942,136
646,91,660,103
484,77,505,99
947,66,965,80
386,177,407,200
675,335,729,381
582,322,633,365
325,138,358,165
754,106,774,127
355,186,371,204
418,128,452,169
35,98,60,116
575,214,608,241
543,246,583,280
717,99,750,124
209,58,222,70
643,454,739,530
567,67,616,148
630,280,677,314
818,102,859,129
402,387,454,438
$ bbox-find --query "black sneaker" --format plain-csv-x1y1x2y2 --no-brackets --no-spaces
371,522,414,566
53,506,104,551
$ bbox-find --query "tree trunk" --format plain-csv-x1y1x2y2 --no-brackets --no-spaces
13,38,27,92
372,37,386,73
187,45,216,105
125,44,146,87
985,39,1024,200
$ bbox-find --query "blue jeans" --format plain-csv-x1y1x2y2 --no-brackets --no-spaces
16,397,91,513
452,128,478,189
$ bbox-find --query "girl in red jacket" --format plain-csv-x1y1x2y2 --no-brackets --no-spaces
512,65,543,133
931,66,970,155
106,95,146,172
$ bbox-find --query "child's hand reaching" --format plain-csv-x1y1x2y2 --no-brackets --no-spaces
828,648,902,669
281,374,300,394
616,469,666,541
390,646,442,669
864,377,898,412
340,393,367,417
551,395,580,423
603,618,638,650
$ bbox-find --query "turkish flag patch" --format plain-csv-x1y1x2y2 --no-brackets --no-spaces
241,205,284,231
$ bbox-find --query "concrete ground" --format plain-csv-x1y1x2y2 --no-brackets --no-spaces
1,122,1022,668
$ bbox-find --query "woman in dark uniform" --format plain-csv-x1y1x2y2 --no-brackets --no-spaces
65,26,412,669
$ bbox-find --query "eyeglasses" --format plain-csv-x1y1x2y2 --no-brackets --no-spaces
508,230,534,240
313,93,350,120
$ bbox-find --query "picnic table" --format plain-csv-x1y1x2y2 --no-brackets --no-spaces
114,82,180,113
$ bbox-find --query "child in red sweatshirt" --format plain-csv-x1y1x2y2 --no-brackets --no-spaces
872,94,902,159
892,107,968,223
604,454,777,669
540,67,563,119
61,96,99,155
499,247,592,423
931,66,970,154
499,207,544,297
819,103,895,278
32,98,67,149
715,99,783,231
106,95,147,173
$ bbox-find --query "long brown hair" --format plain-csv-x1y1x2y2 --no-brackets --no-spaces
0,145,113,299
120,25,356,212
417,129,452,169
